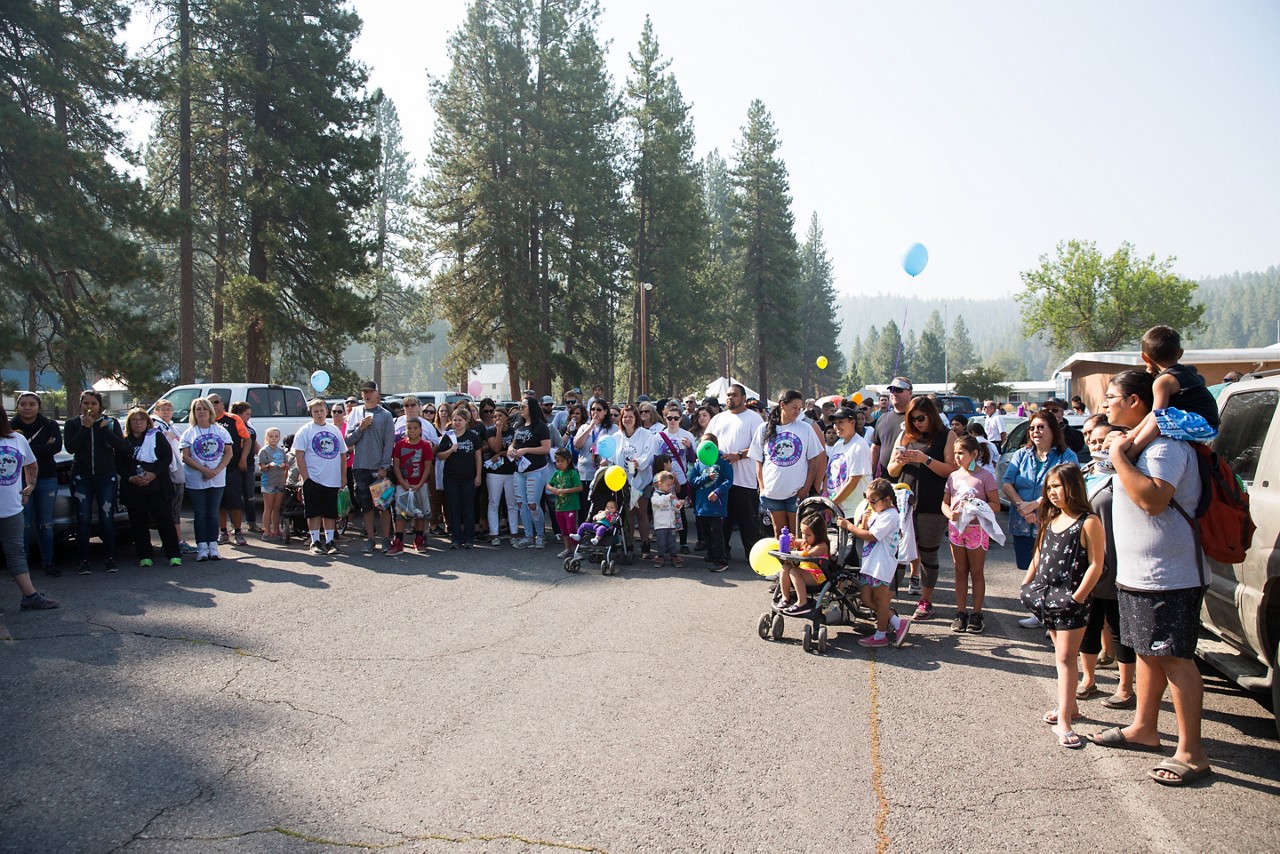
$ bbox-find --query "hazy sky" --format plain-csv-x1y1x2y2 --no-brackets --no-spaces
134,1,1280,301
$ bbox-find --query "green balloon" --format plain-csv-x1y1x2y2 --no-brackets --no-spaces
697,440,719,467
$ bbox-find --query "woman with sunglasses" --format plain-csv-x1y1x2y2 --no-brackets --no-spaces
510,395,552,548
654,405,697,551
573,400,617,490
1002,409,1076,627
887,396,958,621
609,404,657,555
10,392,62,575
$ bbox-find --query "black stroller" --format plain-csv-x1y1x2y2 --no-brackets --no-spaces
756,496,885,654
564,466,633,576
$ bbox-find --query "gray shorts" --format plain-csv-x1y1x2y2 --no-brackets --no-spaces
169,480,185,530
1,512,27,578
1118,586,1204,659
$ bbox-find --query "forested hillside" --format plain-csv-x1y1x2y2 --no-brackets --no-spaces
835,267,1280,381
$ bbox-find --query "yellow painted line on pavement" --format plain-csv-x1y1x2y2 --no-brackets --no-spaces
867,652,890,854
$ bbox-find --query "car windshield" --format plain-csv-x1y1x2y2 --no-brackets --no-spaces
160,388,202,423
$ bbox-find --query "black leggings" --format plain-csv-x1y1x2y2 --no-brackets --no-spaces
1080,595,1136,664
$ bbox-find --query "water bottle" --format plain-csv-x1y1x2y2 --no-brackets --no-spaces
778,526,791,554
135,465,145,479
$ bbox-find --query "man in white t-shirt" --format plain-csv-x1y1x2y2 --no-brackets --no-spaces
982,400,1007,445
705,383,765,559
825,406,872,518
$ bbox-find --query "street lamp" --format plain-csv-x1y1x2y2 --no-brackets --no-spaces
639,281,654,396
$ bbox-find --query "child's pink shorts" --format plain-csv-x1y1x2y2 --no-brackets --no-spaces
947,521,990,550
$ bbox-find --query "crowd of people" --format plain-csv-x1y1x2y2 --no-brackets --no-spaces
1,325,1217,785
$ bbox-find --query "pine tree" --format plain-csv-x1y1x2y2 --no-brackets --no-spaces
731,100,799,397
915,310,947,383
623,16,707,398
869,320,904,384
949,315,978,374
793,213,844,394
0,0,168,393
700,149,742,378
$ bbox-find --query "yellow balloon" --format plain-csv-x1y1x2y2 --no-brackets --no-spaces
852,392,863,404
816,356,828,370
604,464,627,492
749,537,783,577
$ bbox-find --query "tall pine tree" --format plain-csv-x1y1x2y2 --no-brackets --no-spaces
731,100,798,398
793,213,843,394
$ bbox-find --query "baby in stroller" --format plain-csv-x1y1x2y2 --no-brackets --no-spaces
572,500,621,545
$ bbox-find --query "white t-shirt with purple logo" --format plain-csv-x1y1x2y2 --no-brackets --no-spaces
180,423,234,490
293,421,349,488
0,433,33,519
749,421,824,500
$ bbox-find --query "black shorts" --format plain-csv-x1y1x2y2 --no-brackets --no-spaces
1118,586,1204,659
221,467,245,510
351,468,379,514
302,480,340,520
1020,582,1091,631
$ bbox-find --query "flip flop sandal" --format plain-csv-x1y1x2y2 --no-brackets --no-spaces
1148,757,1213,786
1100,693,1137,710
1086,726,1164,753
1054,729,1086,750
1043,710,1084,726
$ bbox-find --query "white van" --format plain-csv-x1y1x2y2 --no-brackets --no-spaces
1194,371,1280,736
152,383,312,440
398,390,474,408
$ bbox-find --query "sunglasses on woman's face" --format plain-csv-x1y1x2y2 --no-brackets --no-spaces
666,414,680,420
910,415,928,423
424,409,436,415
590,407,603,412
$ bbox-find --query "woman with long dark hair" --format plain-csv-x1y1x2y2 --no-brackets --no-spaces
610,404,656,554
888,396,959,621
120,407,181,566
0,402,58,609
749,389,825,543
510,395,552,548
63,389,131,574
1002,408,1077,628
10,391,61,575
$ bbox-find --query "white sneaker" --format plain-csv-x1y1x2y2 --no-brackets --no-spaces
1019,615,1043,628
196,544,209,562
207,544,222,561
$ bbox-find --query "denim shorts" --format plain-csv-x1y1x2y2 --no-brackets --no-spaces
261,485,285,495
760,495,798,513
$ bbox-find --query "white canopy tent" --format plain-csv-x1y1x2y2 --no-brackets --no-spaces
702,376,760,403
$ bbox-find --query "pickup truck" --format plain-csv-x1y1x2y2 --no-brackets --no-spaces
1194,372,1280,736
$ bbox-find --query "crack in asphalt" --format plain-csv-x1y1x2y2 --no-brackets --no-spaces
111,750,264,852
127,826,608,851
84,619,279,661
218,664,349,725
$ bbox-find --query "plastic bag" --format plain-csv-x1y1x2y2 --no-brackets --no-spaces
396,487,419,519
336,486,352,518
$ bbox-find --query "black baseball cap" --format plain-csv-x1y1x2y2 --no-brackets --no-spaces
829,406,857,420
360,380,379,392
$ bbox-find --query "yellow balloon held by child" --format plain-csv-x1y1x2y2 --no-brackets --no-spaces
749,537,783,577
816,356,828,370
604,464,627,492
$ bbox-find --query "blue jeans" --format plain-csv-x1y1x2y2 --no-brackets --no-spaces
1012,533,1036,570
513,467,546,542
23,476,57,567
72,472,118,563
188,486,224,545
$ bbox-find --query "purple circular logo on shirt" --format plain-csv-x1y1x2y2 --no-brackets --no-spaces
192,433,225,464
0,444,23,486
766,431,802,468
310,431,339,460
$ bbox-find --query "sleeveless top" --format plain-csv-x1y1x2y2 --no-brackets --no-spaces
898,430,949,516
1032,513,1091,591
1156,363,1220,428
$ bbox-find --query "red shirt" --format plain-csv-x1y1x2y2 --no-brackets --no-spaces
393,438,434,487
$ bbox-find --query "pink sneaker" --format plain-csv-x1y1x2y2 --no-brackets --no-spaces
892,618,912,647
858,634,889,648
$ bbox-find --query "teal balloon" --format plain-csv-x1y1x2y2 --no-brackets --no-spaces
903,242,929,277
310,370,330,394
595,435,616,460
697,440,719,467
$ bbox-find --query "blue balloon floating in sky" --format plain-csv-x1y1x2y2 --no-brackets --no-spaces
903,242,929,277
310,370,330,394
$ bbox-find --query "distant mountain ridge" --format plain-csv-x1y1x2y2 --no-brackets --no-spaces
835,266,1280,380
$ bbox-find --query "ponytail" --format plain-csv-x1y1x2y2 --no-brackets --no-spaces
765,389,803,443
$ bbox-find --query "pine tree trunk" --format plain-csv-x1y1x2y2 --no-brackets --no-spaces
178,0,195,384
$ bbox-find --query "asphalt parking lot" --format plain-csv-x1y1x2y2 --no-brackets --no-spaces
3,529,1279,852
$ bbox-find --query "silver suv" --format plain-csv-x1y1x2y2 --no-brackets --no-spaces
1194,372,1280,736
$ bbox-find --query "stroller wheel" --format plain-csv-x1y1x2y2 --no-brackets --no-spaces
604,560,616,576
757,612,772,640
802,623,813,653
770,613,785,640
817,625,829,654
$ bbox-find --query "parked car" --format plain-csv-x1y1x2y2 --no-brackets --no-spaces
1193,371,1280,736
152,383,312,442
927,394,978,421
